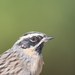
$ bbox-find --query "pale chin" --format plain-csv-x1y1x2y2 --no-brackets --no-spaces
43,39,49,42
44,40,48,42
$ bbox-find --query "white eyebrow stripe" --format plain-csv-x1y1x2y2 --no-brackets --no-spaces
15,33,44,44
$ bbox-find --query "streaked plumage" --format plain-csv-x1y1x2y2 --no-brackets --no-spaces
0,31,53,75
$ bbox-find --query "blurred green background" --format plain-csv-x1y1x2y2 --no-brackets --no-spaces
0,0,75,75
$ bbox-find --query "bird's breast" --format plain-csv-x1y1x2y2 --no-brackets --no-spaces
26,56,44,75
23,48,44,75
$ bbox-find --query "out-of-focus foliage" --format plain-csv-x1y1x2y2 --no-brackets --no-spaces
0,0,75,75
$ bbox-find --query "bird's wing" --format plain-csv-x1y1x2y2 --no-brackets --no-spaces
0,50,31,75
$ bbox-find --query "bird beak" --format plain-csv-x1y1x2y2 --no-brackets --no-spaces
44,36,54,42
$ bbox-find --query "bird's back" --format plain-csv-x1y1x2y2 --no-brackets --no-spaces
0,49,31,75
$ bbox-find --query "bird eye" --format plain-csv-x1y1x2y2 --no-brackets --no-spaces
30,36,37,42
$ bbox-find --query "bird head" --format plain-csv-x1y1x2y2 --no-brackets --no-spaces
14,31,53,55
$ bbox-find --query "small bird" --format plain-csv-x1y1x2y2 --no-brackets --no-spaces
0,31,53,75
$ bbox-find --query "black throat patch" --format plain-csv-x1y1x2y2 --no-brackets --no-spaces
35,42,44,55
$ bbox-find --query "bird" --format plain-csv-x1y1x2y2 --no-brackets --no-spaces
0,31,53,75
